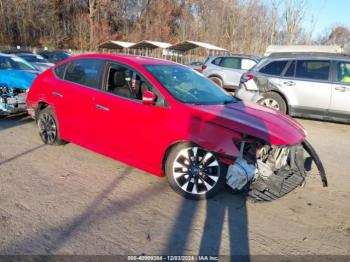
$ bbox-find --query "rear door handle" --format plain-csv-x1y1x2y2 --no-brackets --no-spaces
283,81,296,86
52,91,63,97
96,104,110,111
334,86,348,92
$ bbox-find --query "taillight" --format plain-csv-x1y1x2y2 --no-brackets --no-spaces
201,64,207,71
241,73,254,83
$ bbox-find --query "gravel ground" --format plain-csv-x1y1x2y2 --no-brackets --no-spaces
0,114,349,256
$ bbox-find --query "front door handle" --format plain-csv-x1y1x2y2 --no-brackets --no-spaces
52,91,63,98
334,86,348,92
96,104,110,111
283,81,296,86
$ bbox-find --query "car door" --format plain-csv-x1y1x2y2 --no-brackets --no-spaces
47,58,105,145
288,59,332,116
219,57,243,87
92,61,168,168
329,60,350,120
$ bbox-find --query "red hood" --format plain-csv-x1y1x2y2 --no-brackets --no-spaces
189,101,306,145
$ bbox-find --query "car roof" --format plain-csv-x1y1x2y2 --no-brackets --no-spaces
209,54,260,60
267,52,350,60
67,53,178,66
0,53,17,58
16,53,36,56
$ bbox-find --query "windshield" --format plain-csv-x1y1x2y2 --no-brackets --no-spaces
144,65,236,105
0,56,38,71
20,54,49,63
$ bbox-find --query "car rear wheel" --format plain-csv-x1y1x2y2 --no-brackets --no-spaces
259,92,287,113
209,76,223,88
37,107,66,145
165,143,226,200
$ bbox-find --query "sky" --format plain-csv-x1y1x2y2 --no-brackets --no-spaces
264,0,350,39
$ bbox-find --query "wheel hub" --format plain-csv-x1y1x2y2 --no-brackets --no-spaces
172,147,220,195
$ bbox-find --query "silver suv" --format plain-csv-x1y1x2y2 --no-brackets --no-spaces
235,53,350,124
201,55,260,91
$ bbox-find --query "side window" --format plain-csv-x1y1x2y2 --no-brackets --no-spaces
284,61,296,77
106,63,165,106
241,59,256,70
65,59,104,88
296,60,330,80
54,63,67,79
212,57,222,65
220,57,241,69
337,62,350,83
259,60,288,76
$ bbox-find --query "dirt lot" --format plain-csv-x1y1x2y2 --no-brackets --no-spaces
0,114,349,256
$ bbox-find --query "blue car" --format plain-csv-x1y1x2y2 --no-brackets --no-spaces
0,53,39,114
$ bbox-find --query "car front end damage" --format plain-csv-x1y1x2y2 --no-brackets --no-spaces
0,85,28,114
0,70,37,115
226,137,327,201
189,102,327,200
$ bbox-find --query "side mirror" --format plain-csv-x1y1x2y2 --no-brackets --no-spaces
142,90,157,105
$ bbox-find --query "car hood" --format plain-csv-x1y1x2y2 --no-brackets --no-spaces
189,100,306,145
0,69,38,90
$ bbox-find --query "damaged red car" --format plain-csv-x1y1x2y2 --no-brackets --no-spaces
26,54,327,200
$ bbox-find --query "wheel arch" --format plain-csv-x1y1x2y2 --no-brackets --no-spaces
161,140,195,176
35,101,50,120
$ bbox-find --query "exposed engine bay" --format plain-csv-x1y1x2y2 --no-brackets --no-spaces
227,139,327,201
0,85,27,114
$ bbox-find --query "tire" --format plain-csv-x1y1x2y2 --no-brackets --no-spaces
37,106,66,145
209,76,223,88
259,92,287,113
165,142,226,200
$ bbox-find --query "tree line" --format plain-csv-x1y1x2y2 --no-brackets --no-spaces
0,0,349,55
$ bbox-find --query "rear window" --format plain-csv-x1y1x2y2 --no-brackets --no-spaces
64,59,104,88
220,57,241,69
259,60,288,76
296,60,330,80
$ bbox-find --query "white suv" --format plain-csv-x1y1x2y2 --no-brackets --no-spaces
201,55,260,91
235,53,350,124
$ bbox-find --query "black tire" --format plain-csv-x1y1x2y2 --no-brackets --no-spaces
165,142,226,200
209,76,223,88
259,92,287,113
37,106,66,145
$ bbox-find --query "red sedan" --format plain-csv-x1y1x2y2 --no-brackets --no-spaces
26,54,327,200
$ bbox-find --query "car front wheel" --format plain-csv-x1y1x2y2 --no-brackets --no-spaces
165,143,226,200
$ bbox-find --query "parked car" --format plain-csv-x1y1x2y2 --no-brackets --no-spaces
38,50,71,64
185,61,203,71
201,55,260,91
17,53,55,72
26,54,327,200
236,52,350,124
0,53,39,114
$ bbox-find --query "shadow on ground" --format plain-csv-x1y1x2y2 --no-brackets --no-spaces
163,189,250,260
0,113,33,130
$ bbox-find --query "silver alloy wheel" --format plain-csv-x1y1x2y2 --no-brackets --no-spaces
261,98,280,110
172,147,220,195
38,113,57,144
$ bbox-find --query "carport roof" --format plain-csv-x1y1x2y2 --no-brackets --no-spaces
98,40,135,49
168,40,227,52
129,40,172,50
